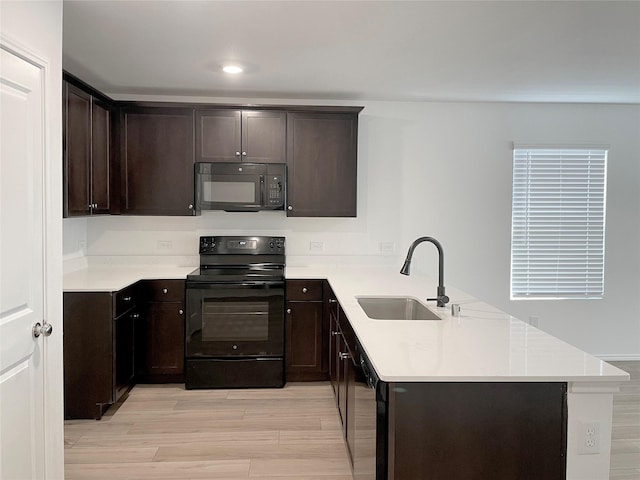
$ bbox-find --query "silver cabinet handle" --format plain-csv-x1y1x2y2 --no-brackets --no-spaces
162,288,168,294
235,151,241,156
302,287,308,294
179,309,184,315
122,296,132,302
32,322,53,338
242,151,247,156
287,206,293,211
328,298,337,304
188,204,193,209
331,331,339,336
286,308,292,314
131,313,140,319
339,352,350,360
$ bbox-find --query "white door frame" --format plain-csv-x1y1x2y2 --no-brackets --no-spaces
0,29,64,480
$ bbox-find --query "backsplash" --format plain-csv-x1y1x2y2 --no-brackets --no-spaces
63,212,402,270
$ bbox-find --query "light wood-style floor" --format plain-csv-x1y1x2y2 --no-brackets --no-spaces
609,361,640,480
65,364,640,479
64,382,352,479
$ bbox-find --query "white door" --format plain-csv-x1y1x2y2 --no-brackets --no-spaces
0,45,47,480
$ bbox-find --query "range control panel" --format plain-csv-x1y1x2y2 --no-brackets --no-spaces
199,236,285,254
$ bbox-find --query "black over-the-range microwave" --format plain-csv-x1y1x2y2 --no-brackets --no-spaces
194,162,286,212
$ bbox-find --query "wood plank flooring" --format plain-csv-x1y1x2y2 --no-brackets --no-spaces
609,361,640,480
65,365,640,479
64,382,352,479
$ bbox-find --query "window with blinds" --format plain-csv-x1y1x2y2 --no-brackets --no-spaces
510,148,608,300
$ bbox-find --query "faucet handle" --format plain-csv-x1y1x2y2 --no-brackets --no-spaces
427,295,450,307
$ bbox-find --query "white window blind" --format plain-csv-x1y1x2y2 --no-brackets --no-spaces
510,148,608,300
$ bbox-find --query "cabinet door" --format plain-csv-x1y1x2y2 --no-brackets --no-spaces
285,301,324,381
286,112,358,217
64,82,91,217
337,332,348,428
121,107,195,215
328,298,339,396
91,98,111,214
195,109,241,162
140,302,185,379
63,292,113,419
241,110,286,163
114,308,137,402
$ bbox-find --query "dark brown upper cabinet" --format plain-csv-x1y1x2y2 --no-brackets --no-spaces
119,107,195,216
286,111,360,217
195,109,286,164
63,79,111,217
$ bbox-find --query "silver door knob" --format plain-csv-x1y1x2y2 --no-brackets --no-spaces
287,206,293,211
32,322,53,338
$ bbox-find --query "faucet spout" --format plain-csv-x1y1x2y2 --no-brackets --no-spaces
400,236,449,307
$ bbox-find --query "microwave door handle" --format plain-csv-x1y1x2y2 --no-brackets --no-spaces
259,175,265,205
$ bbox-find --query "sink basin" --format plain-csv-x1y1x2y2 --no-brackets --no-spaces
356,296,441,321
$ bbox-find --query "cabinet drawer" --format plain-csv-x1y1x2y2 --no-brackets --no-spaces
144,279,185,302
286,280,323,301
115,284,138,317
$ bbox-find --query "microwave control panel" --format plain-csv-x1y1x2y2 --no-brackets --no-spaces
267,175,284,206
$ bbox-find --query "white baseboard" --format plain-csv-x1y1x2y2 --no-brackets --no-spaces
596,354,640,362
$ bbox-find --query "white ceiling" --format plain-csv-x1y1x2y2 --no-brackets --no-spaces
63,0,640,103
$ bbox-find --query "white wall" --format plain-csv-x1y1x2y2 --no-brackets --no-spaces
76,97,640,358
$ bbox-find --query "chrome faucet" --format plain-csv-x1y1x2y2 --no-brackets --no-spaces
400,237,450,307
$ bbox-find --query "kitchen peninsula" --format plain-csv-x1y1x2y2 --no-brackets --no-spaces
63,262,629,480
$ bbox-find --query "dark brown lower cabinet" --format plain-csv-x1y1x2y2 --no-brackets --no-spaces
285,280,328,382
63,284,138,419
386,382,567,480
137,280,185,383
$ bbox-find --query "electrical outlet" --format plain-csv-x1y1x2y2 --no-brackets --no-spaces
528,315,539,328
310,241,324,252
78,240,86,251
577,421,600,455
380,242,395,253
157,240,173,250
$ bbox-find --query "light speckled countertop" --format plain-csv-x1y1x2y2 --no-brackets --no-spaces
64,262,629,383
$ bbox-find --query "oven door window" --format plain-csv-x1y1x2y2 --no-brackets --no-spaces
186,284,284,357
202,300,269,342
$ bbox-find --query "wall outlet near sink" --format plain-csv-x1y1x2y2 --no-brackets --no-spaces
157,240,173,250
380,242,395,253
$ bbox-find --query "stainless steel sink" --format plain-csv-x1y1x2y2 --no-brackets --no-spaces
356,296,441,320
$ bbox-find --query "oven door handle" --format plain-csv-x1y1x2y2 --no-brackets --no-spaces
187,281,285,289
199,264,284,270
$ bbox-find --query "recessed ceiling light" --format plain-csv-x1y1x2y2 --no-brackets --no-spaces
222,65,243,74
